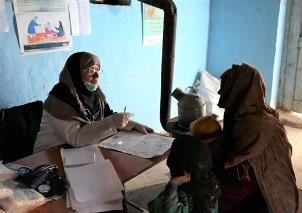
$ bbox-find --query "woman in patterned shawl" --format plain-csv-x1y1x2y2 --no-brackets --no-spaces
216,63,299,213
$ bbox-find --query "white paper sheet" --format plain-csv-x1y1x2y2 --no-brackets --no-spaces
0,0,8,32
61,144,103,167
78,0,91,35
68,0,91,35
68,187,123,211
99,131,174,158
74,199,123,213
13,0,67,13
61,145,124,212
65,160,124,202
68,0,80,35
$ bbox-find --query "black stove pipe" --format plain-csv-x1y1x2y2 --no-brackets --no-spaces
138,0,177,131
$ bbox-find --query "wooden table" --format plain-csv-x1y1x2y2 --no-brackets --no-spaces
14,144,170,213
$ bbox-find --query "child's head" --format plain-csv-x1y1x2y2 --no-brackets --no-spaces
167,134,212,180
167,135,220,213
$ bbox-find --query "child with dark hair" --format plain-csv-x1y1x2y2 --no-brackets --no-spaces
148,134,220,213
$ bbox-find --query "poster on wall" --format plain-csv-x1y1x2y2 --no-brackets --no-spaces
68,0,91,35
142,4,164,46
13,0,72,55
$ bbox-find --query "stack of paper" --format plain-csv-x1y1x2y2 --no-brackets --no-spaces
61,145,124,213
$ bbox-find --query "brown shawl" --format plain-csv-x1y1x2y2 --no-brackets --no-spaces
218,64,299,213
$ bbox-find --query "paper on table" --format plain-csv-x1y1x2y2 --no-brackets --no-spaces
61,144,104,167
68,187,123,211
99,131,174,158
66,191,71,208
65,159,124,203
62,144,124,212
74,199,123,213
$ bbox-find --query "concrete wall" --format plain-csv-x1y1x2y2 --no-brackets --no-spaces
271,0,287,108
0,0,210,131
207,0,283,105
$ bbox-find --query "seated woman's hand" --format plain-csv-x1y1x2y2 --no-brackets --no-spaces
133,123,154,134
123,120,154,134
110,113,133,130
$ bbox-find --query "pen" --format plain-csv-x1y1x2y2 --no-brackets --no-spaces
124,106,126,114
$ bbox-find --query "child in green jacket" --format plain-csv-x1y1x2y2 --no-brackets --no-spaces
148,134,220,213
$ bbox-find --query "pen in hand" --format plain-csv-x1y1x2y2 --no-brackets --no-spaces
123,106,128,128
122,106,134,117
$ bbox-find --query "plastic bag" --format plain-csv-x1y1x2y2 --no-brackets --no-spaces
0,163,15,182
0,180,47,213
0,183,13,199
194,70,224,121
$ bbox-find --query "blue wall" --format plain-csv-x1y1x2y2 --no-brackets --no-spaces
207,0,282,104
0,0,210,132
171,0,210,117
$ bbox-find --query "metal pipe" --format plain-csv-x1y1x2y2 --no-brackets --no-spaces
138,0,177,131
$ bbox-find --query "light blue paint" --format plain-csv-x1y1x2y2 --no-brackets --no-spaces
271,0,287,107
171,0,210,118
207,0,281,103
0,1,209,131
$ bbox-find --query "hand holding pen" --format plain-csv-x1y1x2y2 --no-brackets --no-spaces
110,107,133,130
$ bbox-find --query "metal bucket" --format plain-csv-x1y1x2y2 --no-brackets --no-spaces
178,103,206,129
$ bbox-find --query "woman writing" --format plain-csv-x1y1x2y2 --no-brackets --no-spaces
34,52,152,153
